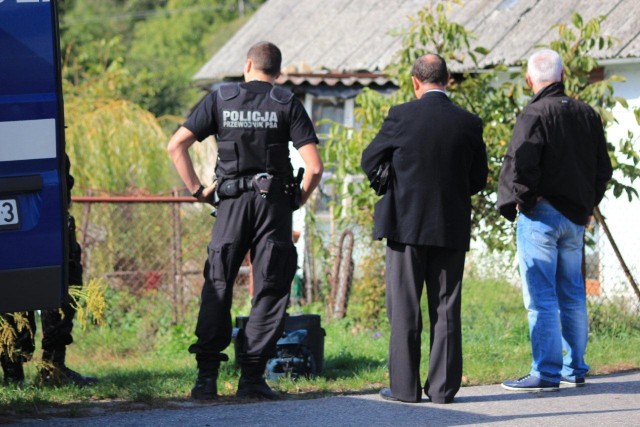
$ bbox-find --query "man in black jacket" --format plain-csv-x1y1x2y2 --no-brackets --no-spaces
498,49,612,392
361,54,488,404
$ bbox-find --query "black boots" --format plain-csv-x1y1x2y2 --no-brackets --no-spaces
236,376,280,400
191,373,219,400
191,361,220,400
1,354,25,385
190,361,280,400
236,363,280,400
39,348,98,387
2,348,97,387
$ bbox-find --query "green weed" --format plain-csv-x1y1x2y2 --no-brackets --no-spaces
1,278,638,419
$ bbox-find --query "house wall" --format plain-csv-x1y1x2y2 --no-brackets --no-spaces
597,63,640,304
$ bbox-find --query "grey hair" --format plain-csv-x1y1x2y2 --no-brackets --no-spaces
527,49,563,84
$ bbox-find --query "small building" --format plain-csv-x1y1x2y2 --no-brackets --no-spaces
192,0,640,303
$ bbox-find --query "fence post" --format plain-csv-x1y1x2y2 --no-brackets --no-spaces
171,188,184,324
79,190,92,277
304,216,316,303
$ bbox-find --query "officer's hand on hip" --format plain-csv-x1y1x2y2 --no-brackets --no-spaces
199,181,217,206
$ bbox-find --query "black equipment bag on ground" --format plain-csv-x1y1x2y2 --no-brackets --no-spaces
265,329,316,380
234,314,325,377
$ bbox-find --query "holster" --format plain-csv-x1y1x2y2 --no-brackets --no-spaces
287,168,304,211
251,173,274,198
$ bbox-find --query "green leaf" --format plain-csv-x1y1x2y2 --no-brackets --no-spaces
614,97,628,108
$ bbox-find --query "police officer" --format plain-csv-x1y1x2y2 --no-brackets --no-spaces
1,155,98,387
168,41,323,400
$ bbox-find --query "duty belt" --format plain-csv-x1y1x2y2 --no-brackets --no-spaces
216,176,255,199
213,170,303,213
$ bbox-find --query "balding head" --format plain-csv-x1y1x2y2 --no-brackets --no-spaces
527,49,563,86
411,54,449,86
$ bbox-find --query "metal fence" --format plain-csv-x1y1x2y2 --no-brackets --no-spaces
71,194,253,324
71,195,640,323
465,206,640,313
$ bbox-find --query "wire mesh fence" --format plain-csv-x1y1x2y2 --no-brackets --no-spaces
465,206,640,314
70,194,253,324
71,195,640,325
588,207,640,312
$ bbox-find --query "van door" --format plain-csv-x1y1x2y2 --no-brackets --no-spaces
0,0,68,312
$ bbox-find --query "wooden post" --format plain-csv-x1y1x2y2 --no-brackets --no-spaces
171,188,184,324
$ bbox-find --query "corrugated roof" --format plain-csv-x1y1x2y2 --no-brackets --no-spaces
193,0,640,86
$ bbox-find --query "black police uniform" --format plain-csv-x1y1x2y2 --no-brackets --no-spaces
1,156,96,386
183,81,318,382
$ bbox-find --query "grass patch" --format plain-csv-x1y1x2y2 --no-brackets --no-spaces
1,278,638,419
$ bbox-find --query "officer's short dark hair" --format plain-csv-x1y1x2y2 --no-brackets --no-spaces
247,42,282,77
411,54,448,85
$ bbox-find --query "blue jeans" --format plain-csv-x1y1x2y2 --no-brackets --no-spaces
517,200,590,383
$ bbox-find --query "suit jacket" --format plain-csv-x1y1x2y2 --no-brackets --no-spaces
361,91,488,250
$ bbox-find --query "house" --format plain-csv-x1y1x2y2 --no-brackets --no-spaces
192,0,640,303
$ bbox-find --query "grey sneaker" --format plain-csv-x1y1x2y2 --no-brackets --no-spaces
501,374,559,392
560,376,585,387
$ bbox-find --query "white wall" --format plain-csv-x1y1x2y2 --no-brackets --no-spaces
597,63,640,304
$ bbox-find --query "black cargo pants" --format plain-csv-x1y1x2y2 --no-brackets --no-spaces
1,215,83,360
188,184,297,370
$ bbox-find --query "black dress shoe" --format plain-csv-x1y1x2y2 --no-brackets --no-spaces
379,388,420,403
379,387,399,401
427,395,455,404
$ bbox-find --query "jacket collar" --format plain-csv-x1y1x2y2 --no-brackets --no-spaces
421,90,449,100
530,81,565,104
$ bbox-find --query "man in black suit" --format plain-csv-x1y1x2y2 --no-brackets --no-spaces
361,54,488,404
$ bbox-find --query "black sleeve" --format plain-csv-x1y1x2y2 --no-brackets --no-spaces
593,115,613,207
361,106,400,180
289,97,319,149
497,113,544,220
183,92,218,141
469,116,488,195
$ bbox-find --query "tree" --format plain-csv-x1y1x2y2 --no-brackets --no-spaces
59,0,266,117
62,40,174,194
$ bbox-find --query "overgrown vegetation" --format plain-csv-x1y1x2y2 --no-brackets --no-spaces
1,279,638,418
60,0,265,117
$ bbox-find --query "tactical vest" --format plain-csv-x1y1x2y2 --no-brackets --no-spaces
215,83,294,180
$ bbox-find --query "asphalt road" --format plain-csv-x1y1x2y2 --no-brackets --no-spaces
10,370,640,426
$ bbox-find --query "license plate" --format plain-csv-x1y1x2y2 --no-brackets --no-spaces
0,199,20,230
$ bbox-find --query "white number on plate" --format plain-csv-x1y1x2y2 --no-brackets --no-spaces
0,199,19,225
